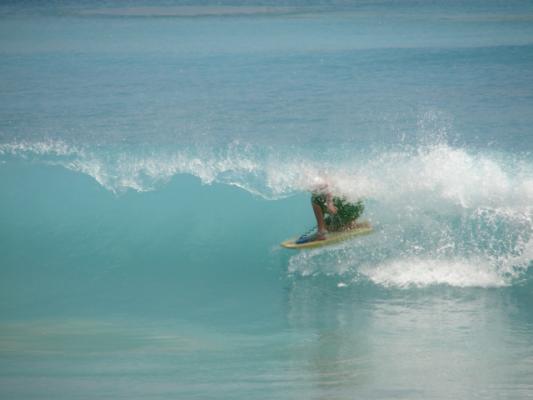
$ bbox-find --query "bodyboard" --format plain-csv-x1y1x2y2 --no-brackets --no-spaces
281,221,373,250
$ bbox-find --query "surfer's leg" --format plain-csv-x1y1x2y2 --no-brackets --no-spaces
294,199,327,244
312,202,327,238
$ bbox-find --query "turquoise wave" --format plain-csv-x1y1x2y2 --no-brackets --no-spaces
1,139,531,302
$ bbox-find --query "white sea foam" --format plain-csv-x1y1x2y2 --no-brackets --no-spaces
2,139,531,210
287,245,524,288
349,144,533,211
359,258,508,288
0,140,83,158
285,198,531,288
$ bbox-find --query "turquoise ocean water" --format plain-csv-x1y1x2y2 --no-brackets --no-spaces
1,1,533,398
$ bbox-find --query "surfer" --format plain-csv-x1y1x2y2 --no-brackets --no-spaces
296,186,365,244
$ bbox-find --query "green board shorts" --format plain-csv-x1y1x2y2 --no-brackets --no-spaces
312,193,364,230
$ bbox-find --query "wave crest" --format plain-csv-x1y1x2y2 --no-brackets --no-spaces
1,138,531,209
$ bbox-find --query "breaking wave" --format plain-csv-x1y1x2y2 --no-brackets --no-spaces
1,137,532,288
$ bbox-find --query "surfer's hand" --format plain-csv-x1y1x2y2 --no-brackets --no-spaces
327,203,337,214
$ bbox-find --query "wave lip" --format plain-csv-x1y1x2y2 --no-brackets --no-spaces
1,139,532,207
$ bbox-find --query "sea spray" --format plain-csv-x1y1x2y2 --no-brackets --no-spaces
1,138,531,203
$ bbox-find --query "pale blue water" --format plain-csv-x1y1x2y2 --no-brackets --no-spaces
1,1,533,399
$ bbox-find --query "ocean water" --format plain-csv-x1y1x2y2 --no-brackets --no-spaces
1,1,533,398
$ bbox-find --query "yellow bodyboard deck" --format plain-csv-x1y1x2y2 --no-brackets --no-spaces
281,221,373,249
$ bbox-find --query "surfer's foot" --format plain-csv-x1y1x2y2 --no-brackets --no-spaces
295,230,327,244
315,230,327,240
